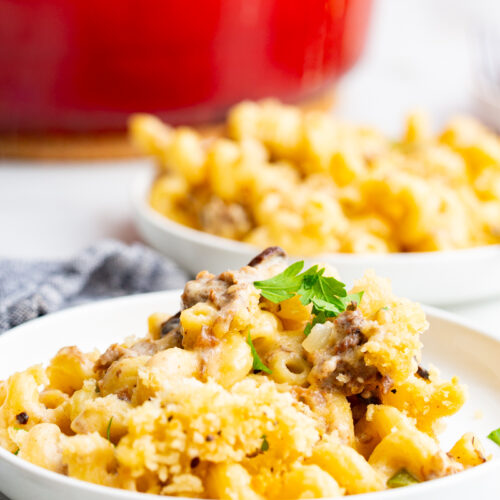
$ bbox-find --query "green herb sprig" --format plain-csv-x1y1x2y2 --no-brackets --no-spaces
260,435,269,452
254,261,363,335
247,333,272,374
106,417,113,443
387,469,420,488
488,428,500,446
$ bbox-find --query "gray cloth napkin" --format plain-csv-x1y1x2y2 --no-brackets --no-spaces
0,239,189,333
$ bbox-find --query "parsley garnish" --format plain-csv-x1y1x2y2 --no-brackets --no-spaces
303,312,327,336
488,428,500,446
106,417,113,443
387,469,420,488
254,262,363,335
247,333,272,374
253,261,304,303
261,435,269,452
13,448,19,456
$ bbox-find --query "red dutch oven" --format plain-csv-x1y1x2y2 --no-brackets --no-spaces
0,0,373,133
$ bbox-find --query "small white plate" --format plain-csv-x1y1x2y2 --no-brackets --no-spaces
0,292,499,500
131,170,500,306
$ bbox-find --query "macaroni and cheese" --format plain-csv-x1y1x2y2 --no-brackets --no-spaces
131,100,500,255
0,248,487,498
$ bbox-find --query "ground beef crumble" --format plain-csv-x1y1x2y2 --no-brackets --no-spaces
307,308,393,397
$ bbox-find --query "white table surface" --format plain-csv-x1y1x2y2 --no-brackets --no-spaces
0,0,499,338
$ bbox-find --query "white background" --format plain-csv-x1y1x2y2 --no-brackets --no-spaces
0,0,499,334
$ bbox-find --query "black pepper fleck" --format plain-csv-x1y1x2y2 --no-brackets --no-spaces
190,457,200,468
416,365,430,380
16,412,29,425
206,435,214,442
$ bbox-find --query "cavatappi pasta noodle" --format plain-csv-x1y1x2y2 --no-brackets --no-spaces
131,100,500,255
0,248,487,498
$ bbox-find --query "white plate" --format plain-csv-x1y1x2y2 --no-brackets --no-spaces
131,170,500,306
0,292,499,500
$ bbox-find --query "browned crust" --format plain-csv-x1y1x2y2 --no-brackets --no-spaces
160,311,181,337
416,365,431,380
247,246,287,267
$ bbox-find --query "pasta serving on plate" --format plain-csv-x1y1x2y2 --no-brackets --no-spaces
131,99,500,255
0,248,489,498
